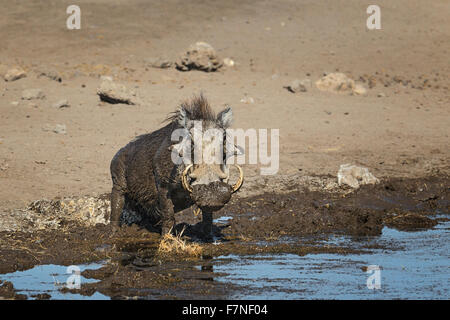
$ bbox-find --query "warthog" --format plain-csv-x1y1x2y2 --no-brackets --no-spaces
110,95,243,239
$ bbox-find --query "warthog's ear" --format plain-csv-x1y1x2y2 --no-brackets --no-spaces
217,106,233,128
177,107,194,129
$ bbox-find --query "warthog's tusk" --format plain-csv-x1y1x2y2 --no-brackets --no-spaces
181,164,244,193
231,164,244,193
181,164,194,193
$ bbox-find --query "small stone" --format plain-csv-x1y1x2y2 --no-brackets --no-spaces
285,79,311,93
240,96,255,104
377,92,386,98
316,73,366,96
97,79,137,105
352,84,367,96
52,99,70,108
42,124,66,134
4,67,26,82
223,58,235,67
368,76,377,88
22,89,45,100
38,70,62,82
10,101,19,106
53,124,66,134
176,42,223,72
337,164,379,189
100,75,113,81
146,57,172,69
316,73,354,94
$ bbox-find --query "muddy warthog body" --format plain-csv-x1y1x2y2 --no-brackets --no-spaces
110,95,243,239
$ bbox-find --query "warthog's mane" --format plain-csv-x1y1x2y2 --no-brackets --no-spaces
165,94,216,125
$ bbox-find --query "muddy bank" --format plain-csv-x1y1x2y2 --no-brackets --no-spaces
0,175,448,299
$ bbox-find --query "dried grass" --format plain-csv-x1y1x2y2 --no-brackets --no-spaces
157,227,202,257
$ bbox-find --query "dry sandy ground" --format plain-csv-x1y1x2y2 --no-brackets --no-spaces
0,0,449,211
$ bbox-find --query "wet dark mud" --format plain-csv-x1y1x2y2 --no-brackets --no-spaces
0,176,448,299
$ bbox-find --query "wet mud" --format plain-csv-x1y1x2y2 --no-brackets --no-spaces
0,176,448,299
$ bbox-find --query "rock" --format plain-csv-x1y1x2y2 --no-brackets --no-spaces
240,96,255,104
42,124,66,134
368,76,377,88
315,73,366,96
4,67,26,82
27,195,110,227
0,160,8,171
337,164,379,189
38,70,62,82
377,92,386,98
223,58,235,67
52,99,70,108
176,42,223,72
352,84,367,96
10,101,19,106
146,57,172,69
21,89,45,100
53,124,66,134
97,78,137,105
285,79,311,93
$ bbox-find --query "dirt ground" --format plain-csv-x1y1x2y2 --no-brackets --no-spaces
0,0,449,299
0,0,449,211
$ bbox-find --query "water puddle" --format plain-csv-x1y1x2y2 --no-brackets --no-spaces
213,219,449,299
1,262,108,300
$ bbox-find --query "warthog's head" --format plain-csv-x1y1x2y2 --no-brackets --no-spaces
169,95,243,211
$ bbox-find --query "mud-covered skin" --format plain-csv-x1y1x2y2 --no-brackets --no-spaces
110,121,189,235
110,96,235,238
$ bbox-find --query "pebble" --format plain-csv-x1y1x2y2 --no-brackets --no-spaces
4,67,26,82
22,89,45,100
53,124,67,134
97,78,137,105
175,42,223,72
146,57,172,69
42,124,66,134
285,79,311,93
223,58,235,67
240,96,255,104
52,99,70,108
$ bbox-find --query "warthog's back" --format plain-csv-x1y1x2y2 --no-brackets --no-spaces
110,122,176,211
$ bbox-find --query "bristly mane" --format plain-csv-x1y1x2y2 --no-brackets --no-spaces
166,94,215,124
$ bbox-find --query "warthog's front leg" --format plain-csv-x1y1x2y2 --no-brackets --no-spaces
110,186,125,228
201,209,214,241
156,188,176,236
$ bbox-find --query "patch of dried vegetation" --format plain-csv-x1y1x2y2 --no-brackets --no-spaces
157,227,203,257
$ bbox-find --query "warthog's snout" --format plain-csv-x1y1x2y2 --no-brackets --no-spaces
190,181,233,210
181,164,244,211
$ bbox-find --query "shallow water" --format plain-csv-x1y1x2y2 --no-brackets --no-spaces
2,219,448,300
213,219,449,299
1,262,108,300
